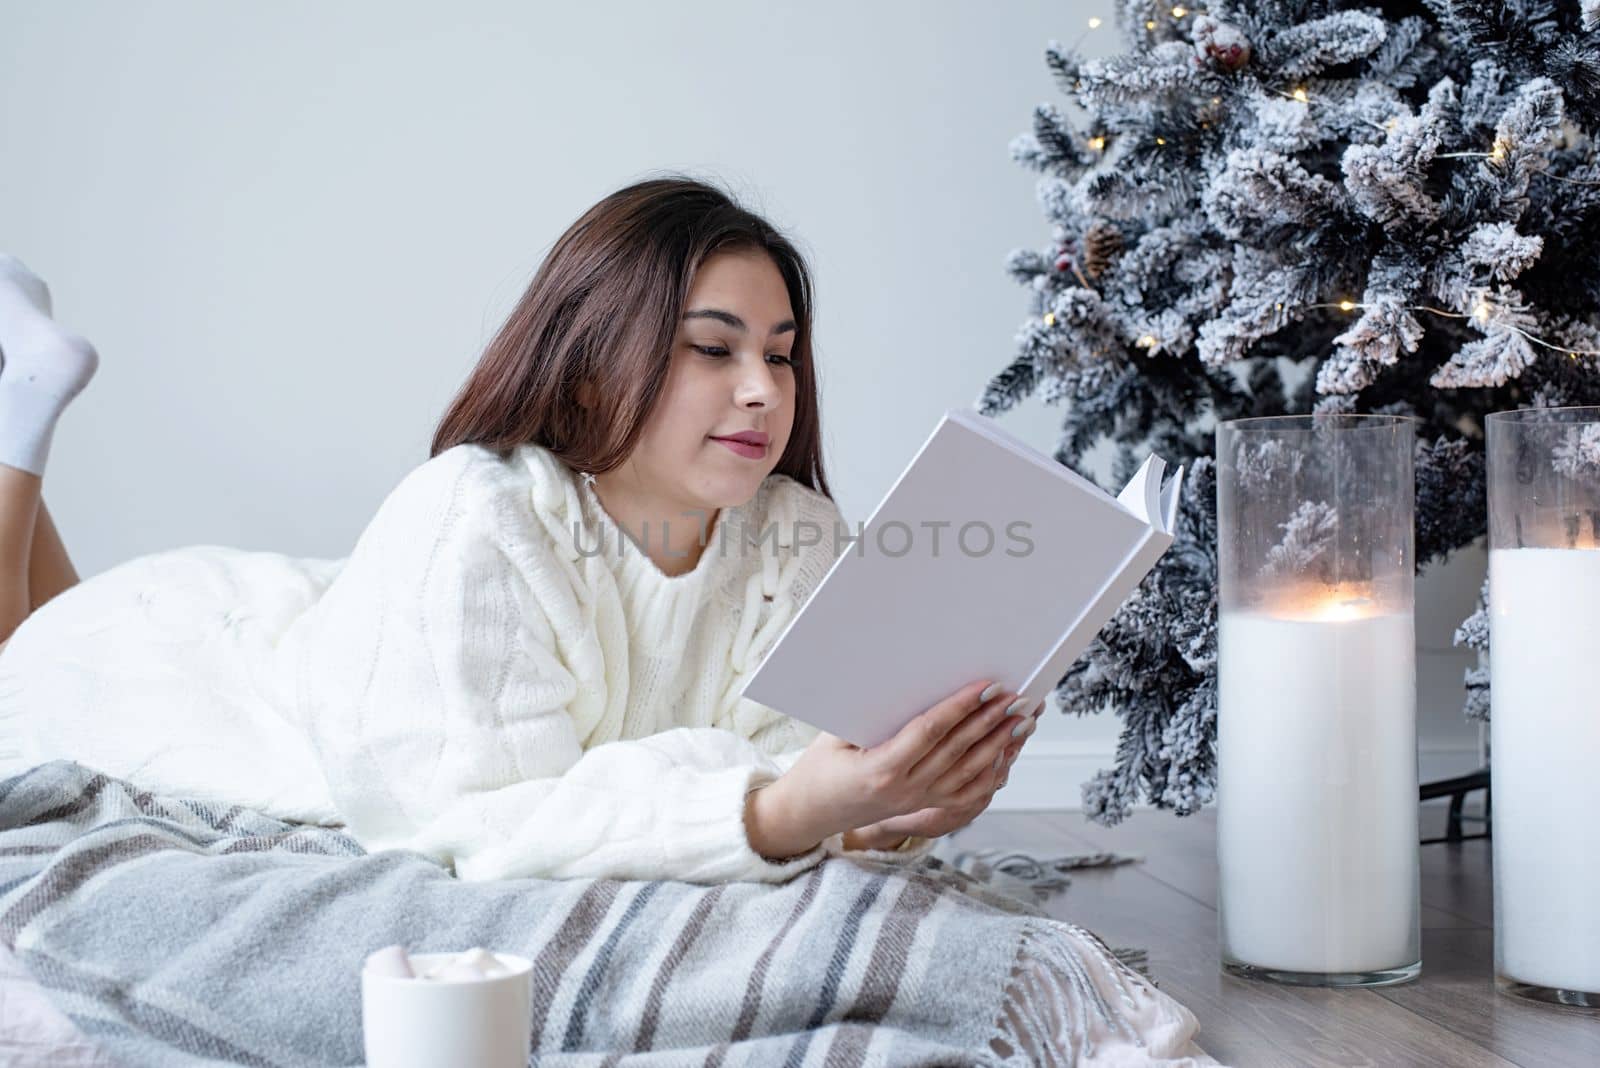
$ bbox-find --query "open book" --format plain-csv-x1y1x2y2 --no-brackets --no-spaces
740,406,1185,749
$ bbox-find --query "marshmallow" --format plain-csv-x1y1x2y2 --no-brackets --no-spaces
416,958,456,981
428,961,493,983
364,945,415,979
370,945,514,982
455,948,502,975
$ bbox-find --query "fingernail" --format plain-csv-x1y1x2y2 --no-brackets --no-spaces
993,751,1005,770
1006,747,1020,765
1003,697,1029,717
1011,716,1035,738
979,682,1002,703
997,776,1009,789
1031,699,1046,718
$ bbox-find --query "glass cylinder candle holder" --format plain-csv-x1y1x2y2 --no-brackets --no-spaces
1215,413,1421,987
1486,406,1600,1009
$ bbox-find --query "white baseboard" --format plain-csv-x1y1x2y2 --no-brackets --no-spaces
991,740,1487,812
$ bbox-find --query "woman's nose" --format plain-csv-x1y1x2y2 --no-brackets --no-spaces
734,357,782,408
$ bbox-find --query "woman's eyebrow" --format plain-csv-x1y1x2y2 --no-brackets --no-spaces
683,308,796,336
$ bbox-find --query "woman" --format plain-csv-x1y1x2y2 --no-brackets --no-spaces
0,176,1043,884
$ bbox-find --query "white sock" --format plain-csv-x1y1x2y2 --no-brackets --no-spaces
0,253,99,477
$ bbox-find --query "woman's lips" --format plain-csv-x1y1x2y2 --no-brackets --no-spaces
711,436,767,459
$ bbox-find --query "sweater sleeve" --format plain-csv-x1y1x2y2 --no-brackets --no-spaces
279,449,830,884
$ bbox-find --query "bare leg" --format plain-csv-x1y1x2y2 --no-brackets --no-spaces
29,498,77,612
0,464,42,644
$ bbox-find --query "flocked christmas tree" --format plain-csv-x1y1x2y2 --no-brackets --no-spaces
986,0,1600,823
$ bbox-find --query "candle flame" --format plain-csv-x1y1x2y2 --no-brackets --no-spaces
1267,584,1388,622
1305,595,1379,622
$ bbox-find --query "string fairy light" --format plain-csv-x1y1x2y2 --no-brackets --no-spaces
1270,85,1600,183
1438,139,1507,162
1040,296,1598,360
1172,5,1189,16
1070,14,1104,51
1305,297,1600,357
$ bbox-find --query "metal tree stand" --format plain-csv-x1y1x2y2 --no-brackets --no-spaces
1420,769,1491,845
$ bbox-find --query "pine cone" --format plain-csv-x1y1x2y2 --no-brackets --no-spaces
1081,223,1124,279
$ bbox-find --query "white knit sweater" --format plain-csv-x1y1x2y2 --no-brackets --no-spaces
0,442,935,882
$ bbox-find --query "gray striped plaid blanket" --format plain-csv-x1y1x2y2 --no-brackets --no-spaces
0,761,1217,1066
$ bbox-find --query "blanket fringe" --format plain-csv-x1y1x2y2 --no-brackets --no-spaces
940,846,1142,899
987,920,1162,1066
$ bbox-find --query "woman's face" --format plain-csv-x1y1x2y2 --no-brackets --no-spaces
624,247,799,513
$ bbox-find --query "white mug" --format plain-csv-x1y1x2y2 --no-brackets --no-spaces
361,951,534,1068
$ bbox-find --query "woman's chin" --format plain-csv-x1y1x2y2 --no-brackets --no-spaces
699,446,773,498
691,478,762,511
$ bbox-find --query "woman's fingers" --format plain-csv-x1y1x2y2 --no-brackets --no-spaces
950,756,1005,808
936,699,1039,797
904,687,1029,783
873,678,999,771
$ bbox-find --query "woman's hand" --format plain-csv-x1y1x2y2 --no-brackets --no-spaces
745,679,1043,859
843,713,1039,847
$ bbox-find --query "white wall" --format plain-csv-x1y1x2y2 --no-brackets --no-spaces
0,0,1484,811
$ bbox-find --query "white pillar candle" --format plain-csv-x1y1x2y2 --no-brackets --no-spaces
1218,597,1420,977
1489,546,1600,996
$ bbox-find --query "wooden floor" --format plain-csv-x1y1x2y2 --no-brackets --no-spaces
951,802,1600,1068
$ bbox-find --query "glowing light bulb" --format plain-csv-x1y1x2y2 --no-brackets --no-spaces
1156,136,1167,145
1292,87,1309,103
1088,16,1102,28
1475,300,1492,323
1172,5,1188,15
1338,300,1356,312
1137,335,1157,348
1490,139,1508,163
1044,312,1056,327
1088,135,1106,151
1145,19,1158,30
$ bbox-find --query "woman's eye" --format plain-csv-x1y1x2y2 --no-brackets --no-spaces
693,344,798,368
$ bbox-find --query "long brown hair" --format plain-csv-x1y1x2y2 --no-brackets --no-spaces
431,175,831,499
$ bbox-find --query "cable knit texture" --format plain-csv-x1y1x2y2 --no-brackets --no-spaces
0,442,935,883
